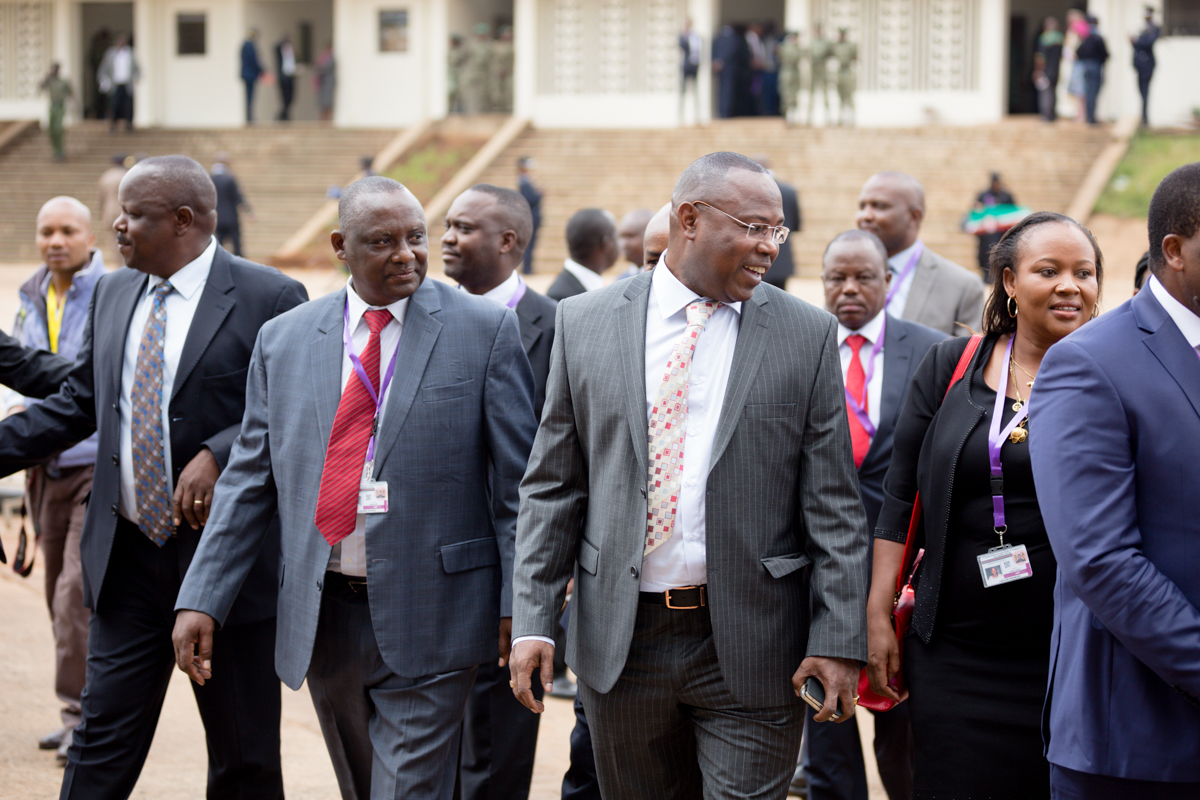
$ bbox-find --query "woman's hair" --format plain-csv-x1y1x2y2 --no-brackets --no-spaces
982,211,1104,336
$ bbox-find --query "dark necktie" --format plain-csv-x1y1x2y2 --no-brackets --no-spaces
131,282,174,545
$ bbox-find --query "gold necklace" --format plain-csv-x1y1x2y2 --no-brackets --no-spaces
1008,359,1029,443
1010,354,1037,388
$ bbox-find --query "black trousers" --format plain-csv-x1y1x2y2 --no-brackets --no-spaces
522,226,539,274
1137,67,1153,125
60,517,283,800
803,701,914,800
561,692,600,800
217,222,243,257
244,79,256,123
109,85,133,129
457,659,542,800
278,76,295,120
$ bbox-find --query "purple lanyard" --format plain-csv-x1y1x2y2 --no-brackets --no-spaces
844,315,886,438
987,336,1030,536
506,277,527,310
885,241,924,309
342,302,401,464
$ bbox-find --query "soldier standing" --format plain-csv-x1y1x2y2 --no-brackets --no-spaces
832,27,858,126
807,25,832,125
39,64,74,162
448,35,467,113
462,24,492,114
777,32,802,125
490,26,514,114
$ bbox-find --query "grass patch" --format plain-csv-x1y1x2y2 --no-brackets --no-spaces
1095,132,1200,218
383,140,482,204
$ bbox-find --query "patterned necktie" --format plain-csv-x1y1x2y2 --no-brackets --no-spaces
845,333,871,468
315,308,393,545
131,282,174,546
645,300,721,556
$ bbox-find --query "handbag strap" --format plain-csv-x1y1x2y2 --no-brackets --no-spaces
894,335,982,595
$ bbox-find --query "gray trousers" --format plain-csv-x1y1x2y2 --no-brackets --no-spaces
307,579,478,800
579,602,805,800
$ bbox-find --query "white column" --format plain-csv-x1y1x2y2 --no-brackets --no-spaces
513,0,536,119
132,0,159,127
332,0,352,126
427,0,448,119
784,0,809,33
977,0,1006,122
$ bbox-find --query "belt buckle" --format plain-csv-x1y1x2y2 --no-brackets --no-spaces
347,578,367,594
664,585,703,610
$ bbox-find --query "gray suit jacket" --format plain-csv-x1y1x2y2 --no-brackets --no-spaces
513,272,869,708
177,278,537,689
901,247,984,337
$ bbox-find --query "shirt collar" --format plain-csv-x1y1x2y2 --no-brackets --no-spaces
476,270,521,306
838,309,885,347
652,250,743,319
888,239,922,274
563,258,606,292
39,249,106,297
147,236,216,301
346,277,410,332
1149,274,1200,348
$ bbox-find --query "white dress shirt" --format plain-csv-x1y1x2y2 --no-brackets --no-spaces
280,43,296,76
639,254,742,592
1149,274,1200,356
327,280,409,577
885,240,922,317
112,46,134,85
562,259,606,293
119,237,216,522
837,310,885,433
478,270,521,307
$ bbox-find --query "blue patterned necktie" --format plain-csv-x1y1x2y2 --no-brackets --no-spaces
131,281,174,545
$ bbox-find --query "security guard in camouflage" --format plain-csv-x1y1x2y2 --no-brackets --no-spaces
833,28,858,127
808,26,833,126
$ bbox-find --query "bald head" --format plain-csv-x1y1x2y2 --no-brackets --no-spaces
671,151,773,208
37,196,91,229
856,171,926,256
868,171,925,212
618,208,654,267
643,202,671,270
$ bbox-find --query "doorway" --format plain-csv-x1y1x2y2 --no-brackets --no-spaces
713,0,786,118
246,0,334,121
80,2,133,119
1008,0,1084,114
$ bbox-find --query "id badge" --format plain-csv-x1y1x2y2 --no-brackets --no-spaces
977,544,1032,588
357,461,388,514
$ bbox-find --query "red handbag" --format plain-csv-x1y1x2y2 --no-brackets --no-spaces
857,335,981,712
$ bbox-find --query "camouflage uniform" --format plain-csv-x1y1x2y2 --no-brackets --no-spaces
461,24,492,114
833,38,858,126
777,38,802,119
808,35,833,125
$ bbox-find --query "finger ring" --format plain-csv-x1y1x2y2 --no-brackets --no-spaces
509,680,514,688
193,500,204,505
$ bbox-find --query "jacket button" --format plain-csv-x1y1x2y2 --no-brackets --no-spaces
630,567,638,579
639,487,646,498
111,454,119,465
112,403,118,411
316,580,323,592
110,504,117,516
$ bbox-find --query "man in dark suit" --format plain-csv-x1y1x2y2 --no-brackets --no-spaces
753,155,802,291
546,208,618,302
442,183,553,799
172,177,537,800
0,156,308,799
802,229,945,800
510,152,869,799
518,158,542,274
274,34,296,121
240,29,263,123
1030,162,1200,799
211,152,252,257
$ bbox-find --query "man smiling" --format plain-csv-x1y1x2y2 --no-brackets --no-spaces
510,152,870,799
173,176,537,800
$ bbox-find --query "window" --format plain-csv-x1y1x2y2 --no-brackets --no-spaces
1166,0,1200,35
177,13,206,55
379,10,408,52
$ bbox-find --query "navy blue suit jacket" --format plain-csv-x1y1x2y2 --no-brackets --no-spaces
1030,286,1200,782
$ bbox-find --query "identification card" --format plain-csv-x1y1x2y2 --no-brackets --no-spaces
977,544,1032,588
358,481,388,514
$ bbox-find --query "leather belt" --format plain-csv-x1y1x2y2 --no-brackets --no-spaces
325,570,368,597
639,585,707,609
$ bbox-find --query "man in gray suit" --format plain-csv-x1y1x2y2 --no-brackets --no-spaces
509,152,870,799
856,171,984,337
172,176,538,800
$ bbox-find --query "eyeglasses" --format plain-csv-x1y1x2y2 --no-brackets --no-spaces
691,201,790,244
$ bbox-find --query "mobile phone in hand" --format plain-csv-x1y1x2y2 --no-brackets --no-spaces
800,675,843,721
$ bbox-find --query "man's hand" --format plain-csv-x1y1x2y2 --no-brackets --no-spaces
173,610,217,685
498,617,513,667
793,656,860,723
509,639,555,713
173,447,219,529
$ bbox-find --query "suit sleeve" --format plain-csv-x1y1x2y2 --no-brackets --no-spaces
1030,340,1200,699
799,317,871,663
0,291,101,476
954,272,985,337
0,327,73,400
483,309,538,618
202,278,309,470
176,328,280,625
512,304,587,640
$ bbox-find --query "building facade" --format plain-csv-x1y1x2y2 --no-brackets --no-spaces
1,0,1197,130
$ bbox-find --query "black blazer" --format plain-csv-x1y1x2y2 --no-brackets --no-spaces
0,328,72,399
856,315,946,532
875,334,999,642
0,246,308,624
546,269,587,302
211,171,246,230
764,179,803,285
515,286,556,419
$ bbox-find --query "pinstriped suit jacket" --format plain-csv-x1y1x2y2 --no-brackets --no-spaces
176,278,537,689
513,270,869,708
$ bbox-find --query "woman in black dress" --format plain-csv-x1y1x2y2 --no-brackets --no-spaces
865,212,1103,799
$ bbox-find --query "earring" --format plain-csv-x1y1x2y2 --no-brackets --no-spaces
1091,303,1100,320
1007,297,1018,318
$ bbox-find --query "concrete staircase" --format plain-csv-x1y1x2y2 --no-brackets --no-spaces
473,118,1114,278
0,121,399,264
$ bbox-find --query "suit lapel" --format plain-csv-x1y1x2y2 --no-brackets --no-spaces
708,289,772,474
372,280,443,473
867,315,911,460
616,275,651,475
901,249,936,323
103,269,148,408
1138,289,1200,422
311,291,348,449
515,295,542,353
170,248,236,403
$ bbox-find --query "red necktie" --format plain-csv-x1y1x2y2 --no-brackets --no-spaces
315,308,393,545
845,333,871,469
